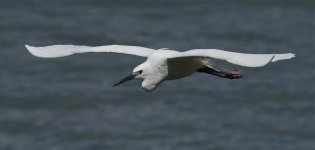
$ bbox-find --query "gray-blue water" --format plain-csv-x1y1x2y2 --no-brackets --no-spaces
0,0,314,149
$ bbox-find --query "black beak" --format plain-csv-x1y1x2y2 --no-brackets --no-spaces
113,73,136,87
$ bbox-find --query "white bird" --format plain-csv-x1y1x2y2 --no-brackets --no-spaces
25,44,295,91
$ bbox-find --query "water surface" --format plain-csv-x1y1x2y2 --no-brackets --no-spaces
0,0,314,149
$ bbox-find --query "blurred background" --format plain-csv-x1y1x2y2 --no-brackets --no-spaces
0,0,314,149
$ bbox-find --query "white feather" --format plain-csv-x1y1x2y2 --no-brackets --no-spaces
168,49,295,67
25,44,155,58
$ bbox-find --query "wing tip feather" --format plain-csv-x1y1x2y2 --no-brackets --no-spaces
25,44,75,58
271,53,295,62
25,44,40,57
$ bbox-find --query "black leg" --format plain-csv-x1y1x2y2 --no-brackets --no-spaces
197,66,244,79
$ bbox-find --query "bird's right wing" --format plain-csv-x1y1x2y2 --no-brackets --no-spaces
25,44,156,58
168,49,295,67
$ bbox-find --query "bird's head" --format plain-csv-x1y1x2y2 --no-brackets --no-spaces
113,63,147,87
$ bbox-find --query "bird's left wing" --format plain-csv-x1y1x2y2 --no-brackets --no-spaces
25,44,156,58
168,49,295,67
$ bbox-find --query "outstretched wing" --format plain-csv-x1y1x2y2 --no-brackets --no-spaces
168,49,295,67
25,44,156,58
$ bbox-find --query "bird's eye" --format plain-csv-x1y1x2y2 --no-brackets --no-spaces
138,70,143,74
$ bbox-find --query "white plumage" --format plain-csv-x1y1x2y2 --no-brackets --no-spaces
25,44,295,91
25,45,155,58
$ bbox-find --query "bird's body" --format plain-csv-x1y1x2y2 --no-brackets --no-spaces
131,49,208,91
166,55,208,80
25,44,295,91
142,49,205,80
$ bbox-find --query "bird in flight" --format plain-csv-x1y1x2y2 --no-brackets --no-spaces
25,44,294,91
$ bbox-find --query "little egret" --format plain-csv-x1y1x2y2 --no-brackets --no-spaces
25,45,295,91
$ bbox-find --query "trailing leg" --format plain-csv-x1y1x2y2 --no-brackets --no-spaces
197,66,244,79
